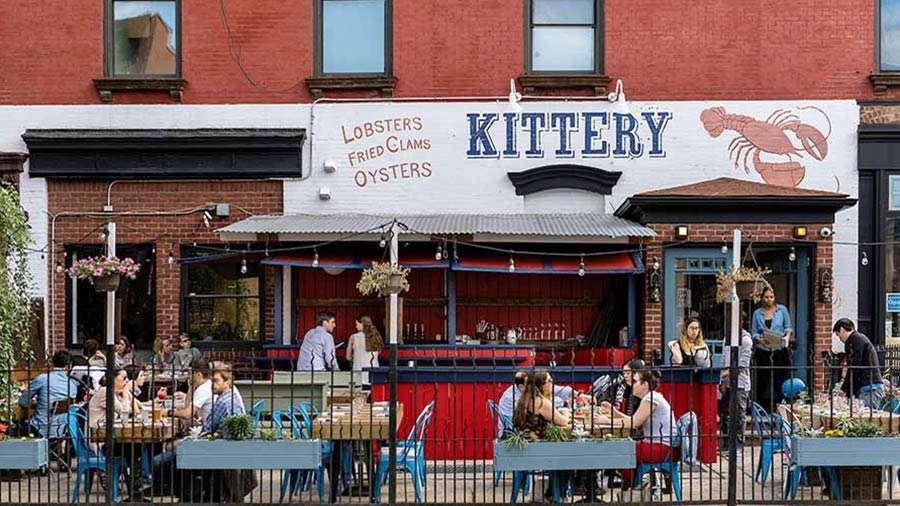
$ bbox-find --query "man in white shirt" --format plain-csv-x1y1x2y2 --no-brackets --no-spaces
171,358,214,426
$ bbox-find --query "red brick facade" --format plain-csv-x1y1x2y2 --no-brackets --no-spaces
46,180,282,352
0,0,888,103
641,223,834,387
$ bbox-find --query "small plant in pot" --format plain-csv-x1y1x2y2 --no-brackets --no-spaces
357,262,410,297
67,256,140,292
221,414,255,441
715,266,770,303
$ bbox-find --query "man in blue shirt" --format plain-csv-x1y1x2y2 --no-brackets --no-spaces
18,351,80,438
204,363,246,435
297,311,339,371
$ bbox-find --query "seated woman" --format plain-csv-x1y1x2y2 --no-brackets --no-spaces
513,370,572,501
595,369,675,488
149,337,175,372
667,318,711,368
614,358,646,417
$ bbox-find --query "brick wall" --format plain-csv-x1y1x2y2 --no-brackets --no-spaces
46,180,283,352
0,0,885,104
641,223,834,388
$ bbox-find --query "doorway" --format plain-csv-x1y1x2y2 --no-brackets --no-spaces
65,244,156,349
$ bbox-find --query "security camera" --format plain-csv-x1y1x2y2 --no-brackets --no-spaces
323,159,337,173
319,187,332,200
819,226,833,238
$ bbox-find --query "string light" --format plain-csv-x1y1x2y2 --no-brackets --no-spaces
788,247,796,262
861,251,869,266
55,262,64,274
312,249,319,268
379,234,387,248
240,258,248,274
508,255,516,273
435,244,443,261
167,251,175,265
578,255,586,277
720,245,728,254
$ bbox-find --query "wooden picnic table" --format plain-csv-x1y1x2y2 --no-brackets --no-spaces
311,402,404,440
91,421,180,443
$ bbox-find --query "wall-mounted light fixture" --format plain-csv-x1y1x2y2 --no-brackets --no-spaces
792,226,808,239
675,226,689,240
649,255,661,303
323,159,337,173
818,267,833,303
318,187,332,200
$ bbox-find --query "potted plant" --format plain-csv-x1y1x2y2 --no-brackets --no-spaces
67,255,140,292
176,415,322,470
0,426,48,470
493,427,635,472
356,262,410,297
715,266,771,303
790,418,900,500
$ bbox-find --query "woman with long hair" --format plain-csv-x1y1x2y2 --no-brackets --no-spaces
667,317,711,367
346,315,384,384
614,358,646,416
751,285,794,410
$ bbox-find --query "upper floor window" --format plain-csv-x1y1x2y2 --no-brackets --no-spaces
526,0,602,73
881,0,900,71
105,0,180,77
315,0,391,75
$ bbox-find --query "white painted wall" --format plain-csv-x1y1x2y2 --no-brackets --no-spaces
0,100,860,330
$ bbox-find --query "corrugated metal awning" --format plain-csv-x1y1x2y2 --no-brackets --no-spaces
217,213,655,240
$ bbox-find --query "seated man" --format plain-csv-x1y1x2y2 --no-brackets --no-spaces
497,371,584,422
169,358,213,427
18,351,80,438
204,362,246,434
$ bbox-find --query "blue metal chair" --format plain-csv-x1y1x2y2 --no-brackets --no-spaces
749,401,785,485
633,411,697,502
372,400,436,503
250,399,265,428
486,399,533,498
273,407,331,503
295,402,352,495
67,406,121,503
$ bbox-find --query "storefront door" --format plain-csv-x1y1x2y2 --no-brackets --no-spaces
664,248,731,364
753,247,811,374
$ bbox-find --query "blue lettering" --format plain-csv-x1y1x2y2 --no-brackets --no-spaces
581,112,609,157
521,112,547,157
642,112,671,157
466,113,498,158
550,112,577,158
613,113,643,158
502,112,519,157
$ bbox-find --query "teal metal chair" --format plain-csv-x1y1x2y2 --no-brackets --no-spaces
486,400,532,497
67,406,122,503
749,401,786,485
372,400,436,503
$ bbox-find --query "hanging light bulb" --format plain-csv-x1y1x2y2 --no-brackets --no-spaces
379,234,387,248
167,251,175,265
55,262,64,274
861,251,869,266
652,256,660,271
312,250,319,268
788,247,797,262
720,245,728,254
578,255,586,277
99,230,107,241
435,244,443,261
240,258,248,274
508,255,516,273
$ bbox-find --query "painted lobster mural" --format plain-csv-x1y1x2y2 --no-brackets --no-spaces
700,106,831,187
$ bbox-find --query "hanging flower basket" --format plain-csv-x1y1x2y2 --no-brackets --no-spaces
67,256,140,293
715,266,770,303
357,262,410,297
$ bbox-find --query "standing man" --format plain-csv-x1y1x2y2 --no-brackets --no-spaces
834,318,884,410
297,311,339,371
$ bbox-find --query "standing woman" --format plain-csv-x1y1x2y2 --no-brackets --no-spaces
346,315,384,385
667,318,711,368
751,286,793,411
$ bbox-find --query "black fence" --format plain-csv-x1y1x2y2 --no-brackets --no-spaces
1,348,899,504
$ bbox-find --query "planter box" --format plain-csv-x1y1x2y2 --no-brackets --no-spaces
791,437,900,466
493,440,635,471
0,439,48,469
176,439,321,470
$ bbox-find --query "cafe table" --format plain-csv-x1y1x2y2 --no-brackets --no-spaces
311,402,404,502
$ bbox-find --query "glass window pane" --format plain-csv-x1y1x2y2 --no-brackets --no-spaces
113,1,177,75
885,187,900,340
323,0,385,73
674,272,725,342
533,0,594,24
883,0,900,71
186,262,259,296
186,298,259,341
532,27,594,71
